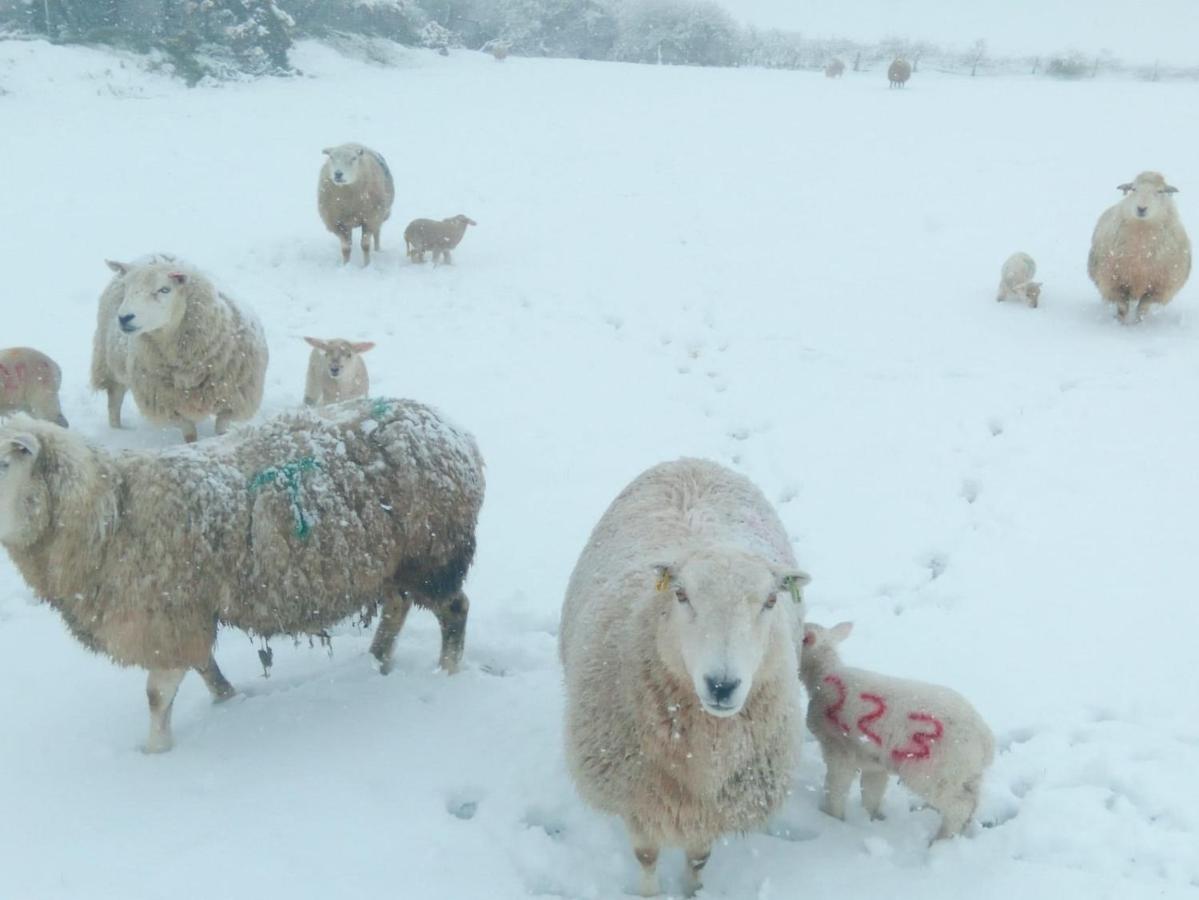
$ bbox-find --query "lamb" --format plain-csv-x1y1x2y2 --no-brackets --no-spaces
0,347,68,427
888,58,912,87
404,215,477,265
0,397,484,752
825,58,845,78
318,143,396,266
90,257,268,443
303,337,374,406
561,458,810,896
1088,171,1192,322
996,251,1042,308
800,621,995,841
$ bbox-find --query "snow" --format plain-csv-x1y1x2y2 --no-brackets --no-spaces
1,36,1198,899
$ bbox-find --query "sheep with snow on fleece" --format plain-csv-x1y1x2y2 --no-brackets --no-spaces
303,337,374,406
0,397,484,752
800,621,995,841
561,458,810,896
1088,171,1192,323
888,58,912,87
90,257,267,443
318,142,396,265
996,252,1042,308
404,215,476,265
0,347,69,427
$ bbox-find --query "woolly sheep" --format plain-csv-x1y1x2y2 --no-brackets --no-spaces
303,337,374,406
318,143,396,266
800,621,995,841
561,458,810,896
0,397,484,751
0,347,68,427
825,58,845,78
90,258,267,443
888,58,912,87
996,251,1042,308
404,215,477,265
1088,171,1192,322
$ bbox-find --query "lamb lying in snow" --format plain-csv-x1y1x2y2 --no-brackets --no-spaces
801,621,994,841
996,251,1042,308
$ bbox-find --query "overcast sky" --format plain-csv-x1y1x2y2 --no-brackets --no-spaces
717,0,1197,65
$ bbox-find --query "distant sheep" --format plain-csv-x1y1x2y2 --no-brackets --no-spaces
888,58,912,87
996,252,1042,308
90,258,267,443
0,348,68,427
303,337,374,406
800,621,994,841
318,143,396,266
825,59,845,78
561,458,810,896
1088,171,1192,322
404,215,477,265
488,41,509,61
0,398,485,751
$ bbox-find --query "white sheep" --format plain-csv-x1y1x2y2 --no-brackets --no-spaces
404,215,476,265
0,397,485,751
303,337,374,406
90,258,268,443
318,143,396,266
1088,171,1192,322
0,347,68,426
561,458,810,896
996,252,1042,308
800,621,994,841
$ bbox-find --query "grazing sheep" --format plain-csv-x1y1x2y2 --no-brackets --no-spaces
489,42,509,61
800,621,995,841
0,348,68,427
561,458,810,896
404,215,477,266
303,337,374,406
90,258,267,443
888,58,912,87
1088,171,1192,322
825,58,845,78
318,143,396,266
996,252,1042,308
0,397,485,751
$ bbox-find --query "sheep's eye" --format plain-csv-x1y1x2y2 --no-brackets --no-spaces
157,286,171,295
764,593,778,610
675,588,690,605
0,460,9,472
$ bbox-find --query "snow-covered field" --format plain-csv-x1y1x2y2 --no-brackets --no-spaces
1,38,1197,899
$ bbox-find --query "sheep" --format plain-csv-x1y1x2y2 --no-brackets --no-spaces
0,347,68,427
90,258,268,443
318,143,396,266
996,251,1043,308
489,42,509,61
561,458,810,896
888,58,912,87
303,337,374,406
800,621,995,842
824,58,845,78
0,396,485,752
404,215,477,266
1088,171,1192,322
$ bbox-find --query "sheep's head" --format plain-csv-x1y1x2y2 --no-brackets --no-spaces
0,423,47,546
323,144,368,186
1023,281,1042,304
115,264,189,335
304,337,374,379
448,215,477,230
1117,171,1179,221
653,547,809,718
799,621,852,686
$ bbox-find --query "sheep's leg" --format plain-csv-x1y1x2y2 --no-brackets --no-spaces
860,768,888,820
931,778,981,842
682,845,712,897
631,839,660,897
1134,296,1153,321
372,228,381,251
336,227,352,264
430,591,469,674
360,228,372,267
820,750,856,820
106,384,126,428
370,589,414,674
178,420,199,443
442,249,453,265
214,412,233,435
195,654,236,703
144,668,186,753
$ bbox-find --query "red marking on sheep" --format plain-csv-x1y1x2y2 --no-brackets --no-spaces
0,363,24,394
823,675,852,733
891,713,944,762
857,693,887,745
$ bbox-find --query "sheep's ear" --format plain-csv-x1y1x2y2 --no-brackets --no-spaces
829,621,854,643
356,147,365,157
303,336,327,351
652,564,676,593
5,432,39,459
105,259,130,275
1164,184,1179,194
1117,182,1134,193
802,626,817,647
350,341,375,353
776,569,811,602
168,272,187,285
321,147,333,156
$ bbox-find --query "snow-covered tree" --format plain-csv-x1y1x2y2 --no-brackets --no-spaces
612,0,742,68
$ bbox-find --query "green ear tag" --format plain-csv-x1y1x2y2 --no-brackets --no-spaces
784,576,803,603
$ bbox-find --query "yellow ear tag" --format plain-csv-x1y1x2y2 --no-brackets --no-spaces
655,571,672,592
783,576,803,603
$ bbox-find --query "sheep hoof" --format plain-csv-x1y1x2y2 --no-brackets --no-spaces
142,735,173,754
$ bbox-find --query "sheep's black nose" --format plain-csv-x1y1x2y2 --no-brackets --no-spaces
1137,206,1148,217
705,675,741,704
330,367,341,376
334,170,343,180
118,314,135,326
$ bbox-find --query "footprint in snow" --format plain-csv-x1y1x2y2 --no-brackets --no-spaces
960,479,981,504
446,792,482,820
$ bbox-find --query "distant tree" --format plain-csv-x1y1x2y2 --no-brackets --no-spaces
1046,51,1089,79
968,38,985,76
612,0,741,68
852,49,861,71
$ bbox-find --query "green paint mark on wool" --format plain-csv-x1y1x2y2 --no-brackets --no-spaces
368,397,393,419
248,457,322,539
